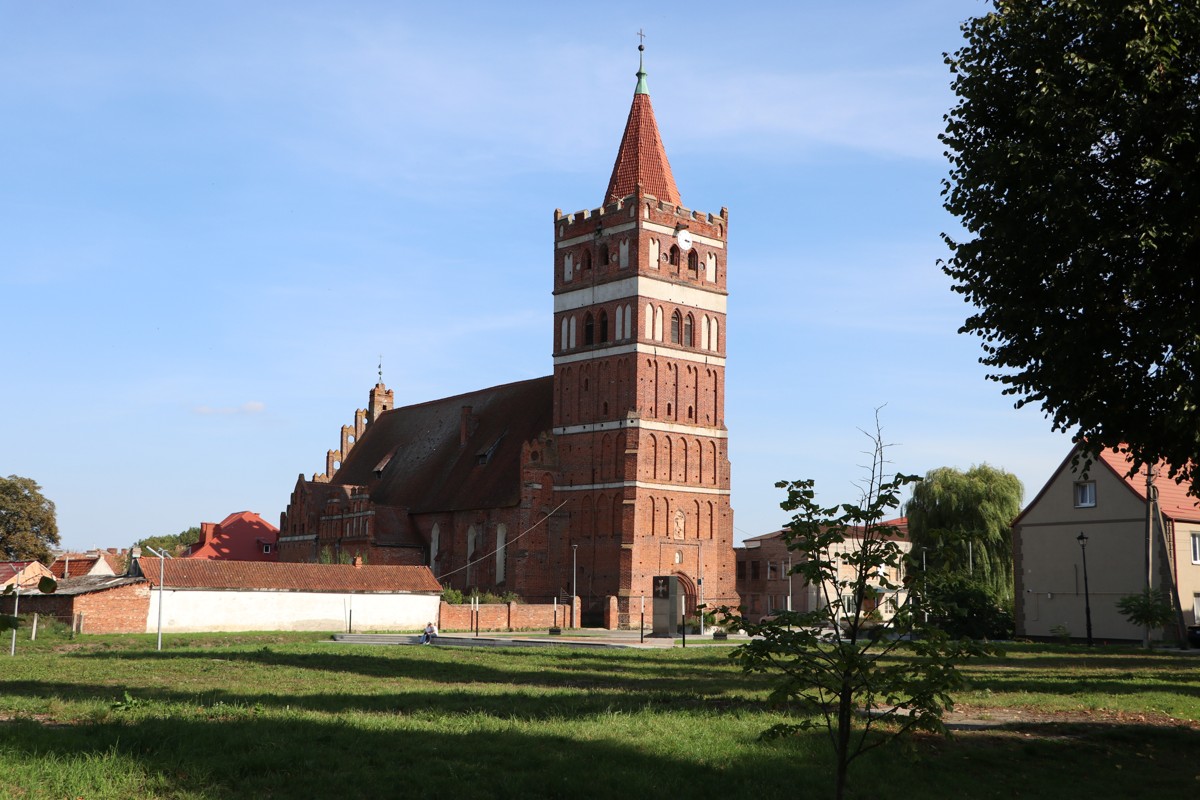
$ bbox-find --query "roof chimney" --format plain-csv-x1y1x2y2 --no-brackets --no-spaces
352,556,363,568
460,405,474,446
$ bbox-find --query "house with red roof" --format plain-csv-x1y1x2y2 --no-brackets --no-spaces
1,560,54,589
1013,445,1200,642
50,550,123,579
277,47,738,630
15,554,442,634
184,511,278,561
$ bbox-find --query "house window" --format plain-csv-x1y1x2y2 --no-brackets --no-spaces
262,544,272,554
736,561,745,580
1192,533,1200,564
1074,481,1096,508
750,560,760,581
767,561,777,580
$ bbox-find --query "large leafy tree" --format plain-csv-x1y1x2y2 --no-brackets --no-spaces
941,1,1200,491
0,475,60,563
906,465,1023,601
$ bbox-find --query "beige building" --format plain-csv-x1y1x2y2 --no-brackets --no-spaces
1013,446,1200,643
735,519,910,625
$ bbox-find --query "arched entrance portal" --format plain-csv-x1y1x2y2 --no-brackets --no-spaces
673,571,698,621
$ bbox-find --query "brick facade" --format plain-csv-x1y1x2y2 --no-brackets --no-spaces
7,581,151,634
278,53,736,628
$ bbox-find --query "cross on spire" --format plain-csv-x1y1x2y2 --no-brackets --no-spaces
636,28,645,46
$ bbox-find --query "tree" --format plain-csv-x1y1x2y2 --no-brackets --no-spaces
1116,589,1176,633
941,2,1200,493
719,425,991,800
905,465,1023,601
134,526,201,556
0,475,60,563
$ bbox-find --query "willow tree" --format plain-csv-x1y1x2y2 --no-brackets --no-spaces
905,465,1022,600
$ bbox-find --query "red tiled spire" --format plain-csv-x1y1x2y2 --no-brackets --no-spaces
604,46,681,207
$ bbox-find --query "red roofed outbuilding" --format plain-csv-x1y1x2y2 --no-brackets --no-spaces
184,511,279,562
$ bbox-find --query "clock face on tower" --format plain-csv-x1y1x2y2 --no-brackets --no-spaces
675,229,693,251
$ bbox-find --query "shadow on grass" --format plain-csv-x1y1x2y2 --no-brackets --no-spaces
2,711,1199,798
67,646,767,700
0,712,815,800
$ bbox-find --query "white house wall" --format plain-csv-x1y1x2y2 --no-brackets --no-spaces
146,589,441,633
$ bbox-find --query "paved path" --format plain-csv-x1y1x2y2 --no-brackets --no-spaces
333,629,739,650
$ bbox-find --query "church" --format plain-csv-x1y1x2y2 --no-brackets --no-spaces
277,47,736,628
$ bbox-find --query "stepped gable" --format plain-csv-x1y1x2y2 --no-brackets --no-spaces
331,375,553,514
134,557,441,593
603,47,681,206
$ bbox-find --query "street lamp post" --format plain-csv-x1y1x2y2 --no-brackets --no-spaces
1077,532,1093,647
145,547,171,651
920,547,928,623
571,544,578,629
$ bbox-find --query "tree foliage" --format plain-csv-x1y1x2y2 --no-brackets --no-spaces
718,425,992,800
941,1,1200,492
923,573,1015,640
1116,589,1176,631
906,464,1023,600
134,526,200,557
0,475,60,563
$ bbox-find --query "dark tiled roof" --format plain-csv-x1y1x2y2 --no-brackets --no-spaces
333,376,552,514
604,91,681,206
133,557,441,593
28,575,144,596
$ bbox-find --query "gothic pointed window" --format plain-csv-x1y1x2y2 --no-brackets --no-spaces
670,310,682,344
687,249,698,276
598,310,609,343
582,249,592,274
669,245,680,268
683,314,694,347
598,243,609,266
584,313,595,345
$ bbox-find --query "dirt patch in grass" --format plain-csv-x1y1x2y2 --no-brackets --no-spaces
947,703,1199,731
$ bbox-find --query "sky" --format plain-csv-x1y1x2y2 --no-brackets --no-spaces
0,0,1074,554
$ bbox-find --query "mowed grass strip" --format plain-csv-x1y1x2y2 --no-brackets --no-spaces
0,632,1197,799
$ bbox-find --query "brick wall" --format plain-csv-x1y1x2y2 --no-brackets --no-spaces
8,583,152,634
438,596,585,631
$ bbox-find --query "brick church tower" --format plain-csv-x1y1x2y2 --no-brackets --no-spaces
551,46,736,626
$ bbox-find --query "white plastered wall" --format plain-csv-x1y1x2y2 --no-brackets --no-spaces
146,589,442,633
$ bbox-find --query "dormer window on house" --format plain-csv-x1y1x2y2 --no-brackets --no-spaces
1074,481,1096,508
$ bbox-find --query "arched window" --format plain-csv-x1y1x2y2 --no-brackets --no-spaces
654,306,664,341
711,318,719,351
584,313,595,345
563,253,574,282
582,249,592,273
430,523,440,567
683,314,694,347
598,310,609,343
560,318,568,350
598,243,609,266
649,237,660,267
687,249,698,276
569,316,577,348
644,303,654,339
624,304,633,339
619,239,629,268
670,310,682,344
615,306,624,341
669,245,680,268
701,316,709,350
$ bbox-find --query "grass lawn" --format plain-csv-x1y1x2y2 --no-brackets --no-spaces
0,629,1197,799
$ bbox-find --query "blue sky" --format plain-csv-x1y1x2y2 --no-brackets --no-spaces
1,1,1071,553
